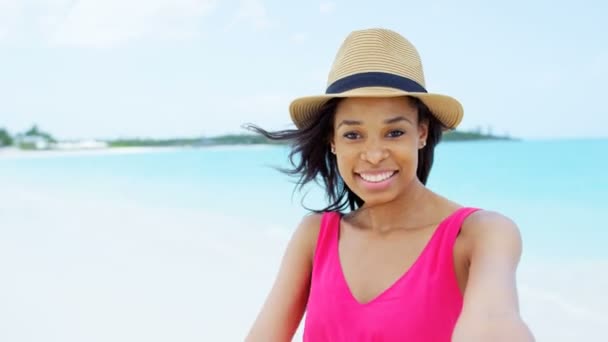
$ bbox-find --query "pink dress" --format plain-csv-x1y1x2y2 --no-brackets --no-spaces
303,207,480,341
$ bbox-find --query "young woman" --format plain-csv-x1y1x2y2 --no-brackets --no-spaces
245,28,534,341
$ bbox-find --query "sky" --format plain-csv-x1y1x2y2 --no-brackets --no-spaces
0,0,606,140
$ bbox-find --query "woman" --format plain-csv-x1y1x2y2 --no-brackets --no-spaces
245,28,534,341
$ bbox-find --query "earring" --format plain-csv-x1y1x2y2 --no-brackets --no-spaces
331,145,336,154
420,141,426,148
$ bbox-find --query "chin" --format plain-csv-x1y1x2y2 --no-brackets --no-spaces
353,190,401,207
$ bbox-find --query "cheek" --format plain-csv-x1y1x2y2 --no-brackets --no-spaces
389,140,418,160
401,146,420,166
335,155,353,179
334,151,362,185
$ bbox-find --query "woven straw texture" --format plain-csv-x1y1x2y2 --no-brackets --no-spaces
289,28,463,130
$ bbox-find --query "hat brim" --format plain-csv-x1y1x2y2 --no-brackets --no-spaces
289,87,463,131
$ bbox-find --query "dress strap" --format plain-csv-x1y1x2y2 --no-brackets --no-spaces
312,211,341,270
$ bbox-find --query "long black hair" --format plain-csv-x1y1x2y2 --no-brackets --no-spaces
243,96,444,214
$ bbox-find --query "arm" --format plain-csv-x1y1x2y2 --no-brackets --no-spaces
452,211,535,342
245,214,321,342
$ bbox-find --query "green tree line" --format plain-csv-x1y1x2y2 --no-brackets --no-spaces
107,130,512,147
0,128,12,146
0,125,57,149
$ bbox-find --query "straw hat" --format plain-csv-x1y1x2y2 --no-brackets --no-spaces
289,28,463,130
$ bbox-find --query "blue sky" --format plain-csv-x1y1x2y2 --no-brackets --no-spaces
1,0,606,140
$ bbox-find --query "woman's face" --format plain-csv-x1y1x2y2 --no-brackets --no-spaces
332,96,428,206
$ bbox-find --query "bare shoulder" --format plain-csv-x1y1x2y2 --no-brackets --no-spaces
291,212,324,258
461,209,523,255
463,209,519,230
461,210,522,261
244,212,325,341
453,210,535,341
297,212,324,232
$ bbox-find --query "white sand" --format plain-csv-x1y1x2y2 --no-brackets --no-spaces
0,184,606,341
0,147,181,160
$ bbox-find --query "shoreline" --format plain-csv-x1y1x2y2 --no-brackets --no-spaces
0,146,181,160
5,137,606,160
0,144,278,160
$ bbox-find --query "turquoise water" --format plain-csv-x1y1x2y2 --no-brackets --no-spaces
1,139,607,341
2,140,606,258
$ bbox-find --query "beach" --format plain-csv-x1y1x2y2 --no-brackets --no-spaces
0,146,181,160
1,141,607,341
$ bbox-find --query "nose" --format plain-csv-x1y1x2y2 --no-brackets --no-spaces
361,140,388,165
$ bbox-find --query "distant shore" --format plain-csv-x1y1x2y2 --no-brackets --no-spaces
104,131,514,148
0,129,514,154
0,130,517,160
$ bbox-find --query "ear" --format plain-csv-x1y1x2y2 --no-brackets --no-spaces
418,119,429,146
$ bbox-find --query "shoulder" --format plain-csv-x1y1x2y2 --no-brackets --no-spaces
295,212,324,237
462,208,518,231
453,209,535,340
245,213,327,341
461,209,523,259
289,212,326,260
461,210,522,273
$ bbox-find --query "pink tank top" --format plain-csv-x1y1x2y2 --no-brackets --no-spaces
303,207,480,342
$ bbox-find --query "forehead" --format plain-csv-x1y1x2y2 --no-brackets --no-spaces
334,97,417,122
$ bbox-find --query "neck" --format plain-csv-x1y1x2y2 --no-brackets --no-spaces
355,178,437,233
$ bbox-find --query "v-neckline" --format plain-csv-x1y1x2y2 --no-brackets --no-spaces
334,208,463,306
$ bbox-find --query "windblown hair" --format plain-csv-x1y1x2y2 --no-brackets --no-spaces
244,97,444,213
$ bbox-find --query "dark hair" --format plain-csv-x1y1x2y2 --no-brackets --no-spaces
243,96,444,214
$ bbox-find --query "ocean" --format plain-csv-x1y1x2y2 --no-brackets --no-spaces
1,139,606,341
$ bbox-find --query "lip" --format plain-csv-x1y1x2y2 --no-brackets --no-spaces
355,170,398,191
356,169,397,176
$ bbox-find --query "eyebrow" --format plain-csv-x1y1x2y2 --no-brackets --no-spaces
337,116,413,129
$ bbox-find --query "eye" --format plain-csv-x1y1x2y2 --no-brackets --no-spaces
343,131,361,140
387,130,405,138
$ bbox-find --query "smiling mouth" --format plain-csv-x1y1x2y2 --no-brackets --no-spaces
356,171,398,183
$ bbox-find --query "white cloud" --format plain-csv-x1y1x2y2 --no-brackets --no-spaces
0,0,23,40
290,32,308,43
228,0,271,31
0,0,217,47
319,1,336,15
49,0,217,47
0,0,76,42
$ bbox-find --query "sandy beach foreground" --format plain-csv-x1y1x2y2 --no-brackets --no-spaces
0,180,606,341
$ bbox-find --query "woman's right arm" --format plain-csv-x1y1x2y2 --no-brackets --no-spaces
245,214,322,342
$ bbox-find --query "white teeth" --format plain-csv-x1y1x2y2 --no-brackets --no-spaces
359,171,394,183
